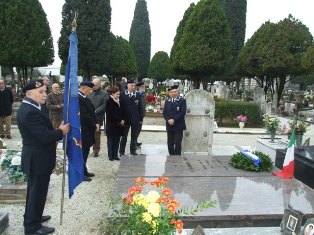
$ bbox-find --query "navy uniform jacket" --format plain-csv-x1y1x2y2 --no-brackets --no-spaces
78,92,97,149
120,91,144,125
163,96,187,132
17,98,64,175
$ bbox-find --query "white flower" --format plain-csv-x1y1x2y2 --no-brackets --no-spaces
0,156,5,165
11,156,21,166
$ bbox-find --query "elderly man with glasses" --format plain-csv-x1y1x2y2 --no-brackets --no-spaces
46,83,64,129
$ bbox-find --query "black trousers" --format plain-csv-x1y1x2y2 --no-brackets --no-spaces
107,135,121,160
167,130,183,155
136,123,143,143
119,122,138,154
24,173,50,233
82,146,90,174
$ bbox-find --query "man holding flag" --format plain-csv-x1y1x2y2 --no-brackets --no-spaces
272,130,296,179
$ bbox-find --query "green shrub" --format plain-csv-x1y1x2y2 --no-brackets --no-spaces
215,99,261,125
229,151,273,172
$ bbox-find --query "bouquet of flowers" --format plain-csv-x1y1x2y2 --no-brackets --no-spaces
0,149,26,184
107,176,215,235
287,116,311,135
263,114,280,130
235,115,248,123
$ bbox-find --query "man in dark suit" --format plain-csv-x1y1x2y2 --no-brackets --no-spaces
135,81,147,147
163,85,186,155
78,81,99,181
17,79,70,235
119,80,144,156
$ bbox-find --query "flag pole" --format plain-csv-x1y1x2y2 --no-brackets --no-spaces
60,12,78,225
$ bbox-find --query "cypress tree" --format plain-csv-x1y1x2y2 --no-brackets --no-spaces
0,0,54,85
171,0,232,88
108,34,137,79
58,0,111,79
148,51,172,81
170,3,196,75
129,0,151,79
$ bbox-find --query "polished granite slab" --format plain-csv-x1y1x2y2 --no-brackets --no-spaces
115,144,314,227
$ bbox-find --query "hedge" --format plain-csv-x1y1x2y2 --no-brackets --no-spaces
215,98,261,125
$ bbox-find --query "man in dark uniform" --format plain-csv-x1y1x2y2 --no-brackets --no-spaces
17,79,70,235
163,85,186,155
119,80,144,156
135,81,147,147
78,81,99,181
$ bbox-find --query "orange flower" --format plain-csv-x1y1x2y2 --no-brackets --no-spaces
157,197,168,204
133,177,148,185
176,219,184,233
167,204,176,213
170,218,176,225
168,198,180,209
127,186,143,196
123,196,133,204
162,188,172,197
151,179,162,188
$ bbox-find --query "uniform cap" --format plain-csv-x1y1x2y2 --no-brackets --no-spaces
168,85,179,91
22,79,44,93
80,81,94,88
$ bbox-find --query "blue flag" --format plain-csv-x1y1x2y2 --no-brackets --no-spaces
63,32,84,198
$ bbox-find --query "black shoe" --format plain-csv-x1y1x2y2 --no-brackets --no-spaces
5,135,11,139
25,225,55,235
41,215,51,223
109,158,114,161
93,153,99,157
0,134,4,138
136,142,142,147
119,153,125,157
83,176,92,182
131,152,138,156
85,172,95,177
114,157,120,161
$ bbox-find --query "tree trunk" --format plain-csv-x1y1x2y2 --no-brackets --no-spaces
276,76,286,108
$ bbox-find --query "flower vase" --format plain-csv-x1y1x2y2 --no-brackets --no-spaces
239,122,245,129
295,134,303,148
269,129,276,143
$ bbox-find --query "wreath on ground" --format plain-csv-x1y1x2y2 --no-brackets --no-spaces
229,151,273,172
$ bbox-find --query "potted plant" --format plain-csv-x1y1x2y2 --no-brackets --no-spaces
263,114,281,142
235,114,248,129
286,116,311,147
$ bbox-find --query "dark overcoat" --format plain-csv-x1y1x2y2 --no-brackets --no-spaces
0,87,14,117
78,92,97,149
120,91,144,125
163,96,187,132
17,98,63,175
105,96,124,136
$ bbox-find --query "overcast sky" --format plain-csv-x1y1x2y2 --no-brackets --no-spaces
39,0,314,68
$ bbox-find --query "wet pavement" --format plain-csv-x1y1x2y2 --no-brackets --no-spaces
115,144,314,232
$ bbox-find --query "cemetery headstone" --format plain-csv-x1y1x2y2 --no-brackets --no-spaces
0,212,9,234
191,225,205,235
182,89,215,156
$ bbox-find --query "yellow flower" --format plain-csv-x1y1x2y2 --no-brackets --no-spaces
147,203,161,217
133,194,149,208
151,220,159,234
142,212,152,223
146,190,160,203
